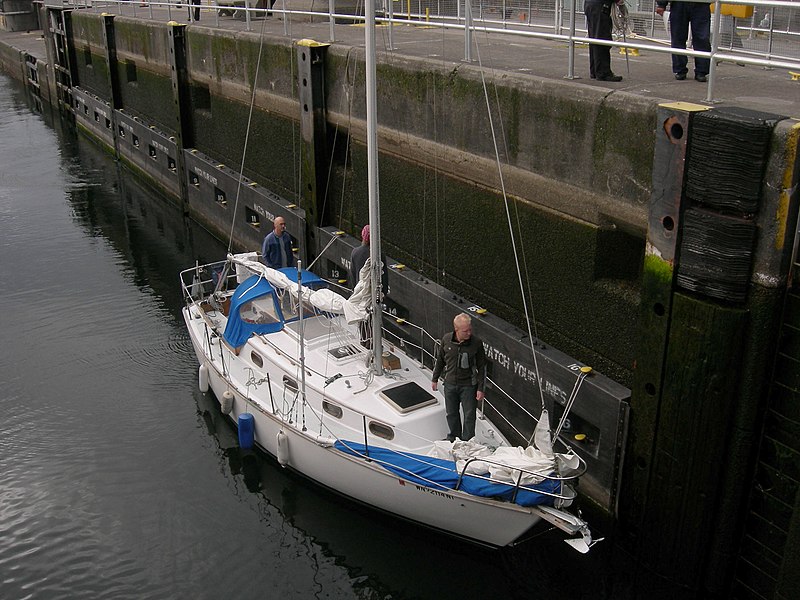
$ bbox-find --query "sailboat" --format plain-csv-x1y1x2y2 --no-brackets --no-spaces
179,0,593,550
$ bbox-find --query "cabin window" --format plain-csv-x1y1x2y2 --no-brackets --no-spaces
281,292,318,321
282,375,298,393
368,421,394,440
105,117,111,130
94,111,100,123
189,172,200,187
148,144,157,159
239,295,280,325
132,134,140,148
168,157,176,172
322,401,342,419
83,104,89,116
250,351,263,368
118,125,126,138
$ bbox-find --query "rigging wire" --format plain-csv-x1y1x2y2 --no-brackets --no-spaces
469,5,546,414
226,14,271,255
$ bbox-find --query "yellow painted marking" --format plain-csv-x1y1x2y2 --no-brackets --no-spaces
296,39,330,48
659,101,711,112
619,47,639,56
775,121,800,251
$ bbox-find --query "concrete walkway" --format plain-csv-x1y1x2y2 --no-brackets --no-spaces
2,5,798,117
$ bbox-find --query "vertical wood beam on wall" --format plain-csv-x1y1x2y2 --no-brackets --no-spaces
100,13,120,158
625,103,793,594
622,103,708,540
167,22,191,215
295,39,330,260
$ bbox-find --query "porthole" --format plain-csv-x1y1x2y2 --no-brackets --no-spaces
369,421,394,440
282,375,298,392
322,401,342,419
250,351,263,368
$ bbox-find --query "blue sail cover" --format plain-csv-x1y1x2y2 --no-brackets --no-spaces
334,441,560,507
278,267,324,288
222,275,283,348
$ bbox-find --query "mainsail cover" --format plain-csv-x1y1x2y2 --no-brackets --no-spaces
343,258,374,324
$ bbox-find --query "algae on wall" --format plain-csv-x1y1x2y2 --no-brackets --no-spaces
70,12,111,100
113,19,175,133
336,142,642,385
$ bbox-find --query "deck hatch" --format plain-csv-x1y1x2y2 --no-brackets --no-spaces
380,382,437,414
328,344,361,360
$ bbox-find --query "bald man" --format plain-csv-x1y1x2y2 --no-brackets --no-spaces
431,313,487,441
261,216,293,269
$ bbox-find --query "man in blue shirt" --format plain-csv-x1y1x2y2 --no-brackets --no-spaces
261,216,293,269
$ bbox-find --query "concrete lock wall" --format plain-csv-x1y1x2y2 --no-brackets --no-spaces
65,11,653,385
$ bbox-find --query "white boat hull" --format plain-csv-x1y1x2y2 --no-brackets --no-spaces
197,350,542,547
184,311,548,546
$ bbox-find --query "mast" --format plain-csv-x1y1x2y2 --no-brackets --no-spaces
365,0,384,376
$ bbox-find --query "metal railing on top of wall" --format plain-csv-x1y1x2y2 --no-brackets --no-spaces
45,0,800,103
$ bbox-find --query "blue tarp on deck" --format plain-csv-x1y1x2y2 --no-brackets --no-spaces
334,441,560,507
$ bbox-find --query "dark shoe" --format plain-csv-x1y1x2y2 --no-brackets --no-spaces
675,72,687,80
695,74,708,82
597,74,622,82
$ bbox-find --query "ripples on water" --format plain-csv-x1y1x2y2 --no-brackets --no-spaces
0,75,614,600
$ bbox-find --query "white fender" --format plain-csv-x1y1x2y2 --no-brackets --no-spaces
221,390,234,415
277,431,289,467
198,364,209,392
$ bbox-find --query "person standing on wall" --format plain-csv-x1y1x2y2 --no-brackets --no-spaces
584,0,624,82
431,313,487,442
261,216,293,269
189,0,201,21
656,1,711,82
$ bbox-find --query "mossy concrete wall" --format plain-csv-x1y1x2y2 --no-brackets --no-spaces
69,12,111,101
57,14,657,386
322,49,656,385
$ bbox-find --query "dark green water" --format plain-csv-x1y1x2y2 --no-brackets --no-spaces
0,74,622,600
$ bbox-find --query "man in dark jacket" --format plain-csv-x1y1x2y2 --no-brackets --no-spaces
349,225,370,289
656,1,711,82
584,0,623,82
431,313,487,441
261,216,293,269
